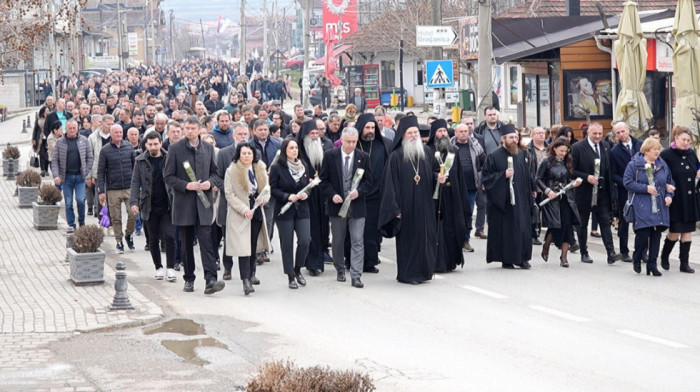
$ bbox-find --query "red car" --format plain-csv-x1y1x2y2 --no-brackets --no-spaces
284,55,314,70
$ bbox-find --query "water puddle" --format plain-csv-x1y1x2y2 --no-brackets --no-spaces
143,318,205,336
143,319,228,366
161,338,229,366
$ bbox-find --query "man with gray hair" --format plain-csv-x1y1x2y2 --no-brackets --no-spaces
320,127,373,288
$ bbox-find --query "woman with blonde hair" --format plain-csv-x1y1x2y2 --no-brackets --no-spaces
623,137,675,276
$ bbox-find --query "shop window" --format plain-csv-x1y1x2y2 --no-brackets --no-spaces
381,61,395,88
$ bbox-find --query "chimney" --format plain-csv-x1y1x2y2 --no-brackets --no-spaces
567,0,581,16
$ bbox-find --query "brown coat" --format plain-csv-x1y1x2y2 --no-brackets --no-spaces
224,160,271,257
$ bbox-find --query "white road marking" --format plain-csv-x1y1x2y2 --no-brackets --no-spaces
460,285,508,299
529,305,591,322
617,329,689,349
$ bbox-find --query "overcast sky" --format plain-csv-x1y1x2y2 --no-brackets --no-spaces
162,0,297,24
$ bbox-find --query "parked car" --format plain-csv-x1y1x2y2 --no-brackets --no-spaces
79,68,112,79
285,55,315,71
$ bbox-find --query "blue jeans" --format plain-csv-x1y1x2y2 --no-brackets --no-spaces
465,189,477,241
63,174,86,228
136,213,143,232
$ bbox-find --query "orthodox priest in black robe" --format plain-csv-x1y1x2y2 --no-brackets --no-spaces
354,113,391,272
297,119,327,275
379,116,442,284
481,124,536,269
427,119,471,272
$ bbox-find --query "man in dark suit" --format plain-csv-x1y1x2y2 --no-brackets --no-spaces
572,122,622,264
609,122,643,263
163,115,225,295
320,127,372,288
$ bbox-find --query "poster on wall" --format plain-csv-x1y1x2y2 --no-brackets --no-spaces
492,65,503,110
563,70,613,120
507,65,519,109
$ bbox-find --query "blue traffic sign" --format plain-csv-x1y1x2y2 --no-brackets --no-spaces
426,60,453,88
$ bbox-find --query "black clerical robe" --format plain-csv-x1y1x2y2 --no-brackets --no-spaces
379,146,438,283
481,147,535,265
434,149,471,272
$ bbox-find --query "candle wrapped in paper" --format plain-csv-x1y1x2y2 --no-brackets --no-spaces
539,178,580,207
338,168,365,218
238,185,271,232
278,177,322,216
433,152,455,200
183,160,211,209
645,163,658,213
507,156,515,206
591,158,600,207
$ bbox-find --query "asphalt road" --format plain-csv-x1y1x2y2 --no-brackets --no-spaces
86,224,700,392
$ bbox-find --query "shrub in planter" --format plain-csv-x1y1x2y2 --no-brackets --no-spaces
246,360,375,392
2,145,20,176
33,184,63,230
16,170,42,208
69,224,106,285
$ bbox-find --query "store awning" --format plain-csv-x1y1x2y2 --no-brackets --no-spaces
493,9,673,64
312,44,354,65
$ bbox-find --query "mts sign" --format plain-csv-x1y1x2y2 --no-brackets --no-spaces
322,0,358,43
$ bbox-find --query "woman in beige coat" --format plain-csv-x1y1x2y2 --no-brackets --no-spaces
224,143,271,295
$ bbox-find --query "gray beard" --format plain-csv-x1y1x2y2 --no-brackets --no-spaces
361,132,375,142
434,137,452,154
304,136,324,167
402,138,425,162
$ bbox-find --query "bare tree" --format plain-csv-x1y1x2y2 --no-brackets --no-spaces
0,0,87,79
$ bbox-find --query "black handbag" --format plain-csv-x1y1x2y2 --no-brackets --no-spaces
30,153,40,168
622,170,638,223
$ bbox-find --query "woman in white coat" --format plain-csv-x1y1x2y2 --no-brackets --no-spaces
224,142,271,295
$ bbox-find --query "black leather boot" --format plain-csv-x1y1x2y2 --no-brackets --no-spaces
242,279,255,295
679,241,695,273
660,238,676,271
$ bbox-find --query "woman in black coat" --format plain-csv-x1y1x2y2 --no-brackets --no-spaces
269,138,311,289
659,126,699,273
536,137,583,267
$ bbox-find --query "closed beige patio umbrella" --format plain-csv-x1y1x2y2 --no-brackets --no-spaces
612,1,653,139
673,0,700,140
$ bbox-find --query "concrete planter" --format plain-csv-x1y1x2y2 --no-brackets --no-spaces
2,159,8,176
18,186,39,208
32,202,60,230
68,248,105,285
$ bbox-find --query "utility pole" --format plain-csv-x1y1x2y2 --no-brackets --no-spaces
169,10,175,64
117,0,124,70
431,0,445,118
262,0,268,75
302,0,311,108
477,0,493,120
200,19,206,55
150,5,156,64
47,1,57,95
240,0,246,77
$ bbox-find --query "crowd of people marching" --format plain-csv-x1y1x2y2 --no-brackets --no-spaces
30,59,700,296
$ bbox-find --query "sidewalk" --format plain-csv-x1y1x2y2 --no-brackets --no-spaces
0,176,162,389
0,107,39,147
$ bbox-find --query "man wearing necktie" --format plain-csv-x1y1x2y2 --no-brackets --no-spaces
572,122,622,264
609,122,644,262
319,127,372,288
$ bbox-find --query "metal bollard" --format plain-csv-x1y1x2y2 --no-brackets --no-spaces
26,115,31,128
21,119,27,133
6,158,16,181
109,261,134,310
65,233,74,263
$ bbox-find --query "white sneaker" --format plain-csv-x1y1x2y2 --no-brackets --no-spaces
155,268,165,280
166,268,177,282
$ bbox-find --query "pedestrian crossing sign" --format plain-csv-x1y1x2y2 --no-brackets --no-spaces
426,60,454,88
